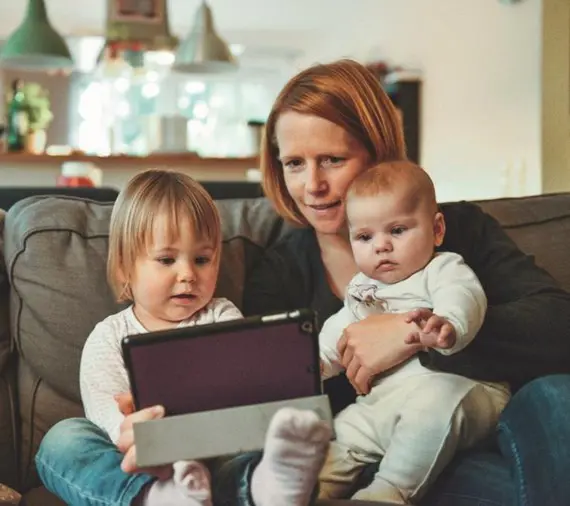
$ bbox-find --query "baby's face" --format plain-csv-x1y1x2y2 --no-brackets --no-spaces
129,214,219,331
347,192,444,284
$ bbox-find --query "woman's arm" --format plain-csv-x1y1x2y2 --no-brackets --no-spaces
428,202,570,387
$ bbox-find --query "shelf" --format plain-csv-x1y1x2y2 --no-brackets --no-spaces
0,152,259,169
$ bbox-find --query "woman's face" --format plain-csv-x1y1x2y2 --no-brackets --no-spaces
275,112,370,235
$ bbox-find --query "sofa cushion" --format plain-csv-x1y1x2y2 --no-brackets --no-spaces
476,193,570,292
17,359,83,491
0,209,18,490
5,197,119,402
0,209,10,371
0,369,18,490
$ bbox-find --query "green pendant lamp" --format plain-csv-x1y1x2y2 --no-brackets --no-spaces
0,0,74,70
173,0,237,74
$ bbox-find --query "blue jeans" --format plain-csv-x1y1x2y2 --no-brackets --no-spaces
36,375,570,506
35,419,258,506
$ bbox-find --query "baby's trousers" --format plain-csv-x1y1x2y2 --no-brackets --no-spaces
318,372,510,504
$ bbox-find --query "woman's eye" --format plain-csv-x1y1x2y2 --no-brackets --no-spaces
282,159,304,171
157,257,175,266
322,156,345,166
195,256,211,266
392,227,406,236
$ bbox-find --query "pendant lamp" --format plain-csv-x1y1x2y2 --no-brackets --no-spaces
173,0,237,74
104,0,178,52
0,0,74,70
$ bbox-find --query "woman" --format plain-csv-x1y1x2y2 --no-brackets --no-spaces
243,58,570,505
37,59,570,506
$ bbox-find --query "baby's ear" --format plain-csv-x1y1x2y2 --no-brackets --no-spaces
433,212,446,246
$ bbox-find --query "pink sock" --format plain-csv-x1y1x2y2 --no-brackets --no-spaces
251,407,332,506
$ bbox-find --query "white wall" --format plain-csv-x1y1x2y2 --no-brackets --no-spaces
286,0,543,202
212,0,543,201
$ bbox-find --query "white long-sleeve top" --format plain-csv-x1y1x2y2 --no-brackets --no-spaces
320,252,487,381
80,298,242,444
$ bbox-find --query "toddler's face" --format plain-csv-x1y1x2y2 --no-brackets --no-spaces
347,192,444,284
129,214,219,331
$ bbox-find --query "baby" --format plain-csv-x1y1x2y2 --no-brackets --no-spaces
318,161,511,504
80,169,331,506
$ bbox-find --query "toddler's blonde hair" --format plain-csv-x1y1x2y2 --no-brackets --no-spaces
107,169,221,302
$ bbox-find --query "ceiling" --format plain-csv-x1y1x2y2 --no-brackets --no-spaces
0,1,392,71
0,1,380,40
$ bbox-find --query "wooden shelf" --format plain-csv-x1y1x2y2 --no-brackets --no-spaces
0,152,259,169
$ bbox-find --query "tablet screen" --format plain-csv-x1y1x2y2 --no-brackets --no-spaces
123,310,321,416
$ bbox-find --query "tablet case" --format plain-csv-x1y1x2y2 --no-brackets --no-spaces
122,308,322,416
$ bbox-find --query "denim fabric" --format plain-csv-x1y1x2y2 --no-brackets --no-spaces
210,451,261,506
35,375,570,506
35,418,261,506
35,418,152,506
497,374,570,506
421,450,512,506
422,374,570,506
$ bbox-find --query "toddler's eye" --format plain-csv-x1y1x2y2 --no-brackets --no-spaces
392,227,406,236
195,256,211,265
157,257,175,266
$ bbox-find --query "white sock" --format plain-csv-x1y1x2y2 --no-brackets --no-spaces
251,407,332,506
142,460,212,506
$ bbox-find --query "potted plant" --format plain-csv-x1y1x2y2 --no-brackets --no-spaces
20,82,53,154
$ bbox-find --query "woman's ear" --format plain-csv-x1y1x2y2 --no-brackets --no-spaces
433,212,446,247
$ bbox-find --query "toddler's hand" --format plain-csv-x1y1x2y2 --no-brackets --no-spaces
114,392,172,480
404,308,456,350
114,392,135,415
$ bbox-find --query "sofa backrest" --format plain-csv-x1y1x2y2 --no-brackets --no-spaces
476,193,570,292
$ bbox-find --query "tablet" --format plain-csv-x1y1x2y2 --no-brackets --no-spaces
122,308,321,416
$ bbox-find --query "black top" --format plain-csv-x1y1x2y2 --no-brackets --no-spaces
242,201,570,412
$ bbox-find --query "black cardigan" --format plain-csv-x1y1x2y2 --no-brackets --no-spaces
243,201,570,409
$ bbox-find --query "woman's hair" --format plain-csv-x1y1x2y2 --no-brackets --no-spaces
107,169,221,302
347,160,438,215
261,59,407,225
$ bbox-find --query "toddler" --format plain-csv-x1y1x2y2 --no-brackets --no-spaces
80,169,331,506
318,161,511,504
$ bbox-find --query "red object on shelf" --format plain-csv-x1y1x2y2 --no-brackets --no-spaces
56,162,96,187
56,175,95,187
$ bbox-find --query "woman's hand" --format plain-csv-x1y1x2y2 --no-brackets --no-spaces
337,313,423,395
114,393,172,480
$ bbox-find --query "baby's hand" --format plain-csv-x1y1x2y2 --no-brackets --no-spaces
404,308,456,350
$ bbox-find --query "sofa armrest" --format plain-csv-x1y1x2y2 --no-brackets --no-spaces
0,361,19,490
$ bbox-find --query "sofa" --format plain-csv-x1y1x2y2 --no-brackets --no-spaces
1,190,570,505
